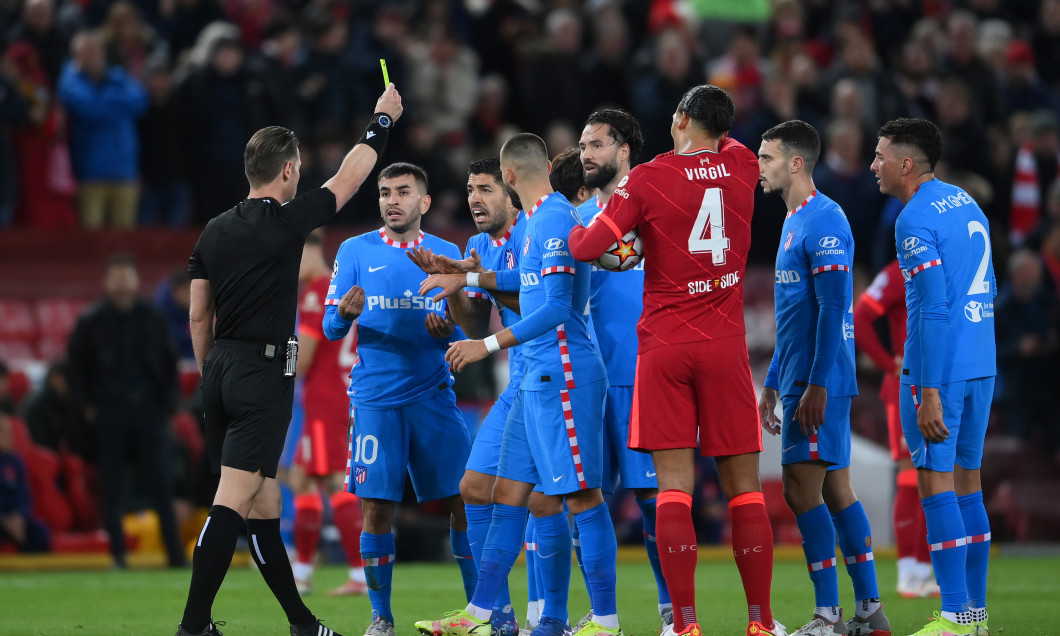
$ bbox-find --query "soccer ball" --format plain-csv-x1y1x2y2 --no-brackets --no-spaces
591,228,643,272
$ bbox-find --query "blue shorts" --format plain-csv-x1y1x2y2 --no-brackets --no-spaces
900,378,994,472
780,394,852,470
465,389,516,476
278,384,305,470
498,380,606,496
601,385,657,493
346,388,470,502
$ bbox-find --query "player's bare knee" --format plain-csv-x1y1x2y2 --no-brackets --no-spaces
459,472,494,505
360,498,395,533
528,492,564,518
822,467,857,513
954,466,982,496
564,488,604,515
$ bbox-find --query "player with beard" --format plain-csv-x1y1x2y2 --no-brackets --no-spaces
324,163,474,636
573,109,672,633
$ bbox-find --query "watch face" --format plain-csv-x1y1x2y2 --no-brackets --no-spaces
378,115,392,128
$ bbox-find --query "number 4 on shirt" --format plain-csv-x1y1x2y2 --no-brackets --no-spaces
688,187,730,265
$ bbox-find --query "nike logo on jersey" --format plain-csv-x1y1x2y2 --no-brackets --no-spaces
645,471,656,478
368,265,387,272
783,445,797,453
552,475,564,483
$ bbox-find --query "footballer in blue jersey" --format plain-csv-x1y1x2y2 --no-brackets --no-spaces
407,157,527,634
323,163,473,633
759,121,889,636
416,134,620,636
874,118,995,636
576,109,671,628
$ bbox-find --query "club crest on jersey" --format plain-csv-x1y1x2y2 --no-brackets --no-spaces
524,234,532,255
505,248,515,270
784,230,795,251
353,465,367,484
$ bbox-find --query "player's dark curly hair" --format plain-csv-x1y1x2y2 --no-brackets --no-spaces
677,84,735,137
549,147,586,203
378,162,429,192
244,126,299,187
762,120,821,170
468,156,521,210
877,118,943,171
584,109,644,165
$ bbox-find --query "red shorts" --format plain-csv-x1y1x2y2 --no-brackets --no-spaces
295,399,352,476
880,375,910,462
629,336,763,457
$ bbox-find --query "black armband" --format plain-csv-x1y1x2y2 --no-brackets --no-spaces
356,112,393,154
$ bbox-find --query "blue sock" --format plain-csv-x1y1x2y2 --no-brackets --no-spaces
832,500,880,601
637,497,671,606
574,502,619,617
451,528,478,603
958,491,990,609
570,507,593,604
534,511,573,623
361,532,396,622
922,491,969,613
470,504,527,612
795,503,840,608
467,503,514,613
524,515,541,606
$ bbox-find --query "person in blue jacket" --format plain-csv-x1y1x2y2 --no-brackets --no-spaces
58,29,147,229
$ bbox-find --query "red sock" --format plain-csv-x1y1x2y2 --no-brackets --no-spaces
330,491,364,567
729,491,773,628
656,489,697,631
293,493,323,565
894,469,921,561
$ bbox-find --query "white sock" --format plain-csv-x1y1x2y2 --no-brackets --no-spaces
350,567,366,583
292,561,314,580
814,606,841,623
897,557,917,579
856,598,881,619
970,607,987,622
527,601,541,628
591,613,619,629
466,604,491,621
940,610,974,625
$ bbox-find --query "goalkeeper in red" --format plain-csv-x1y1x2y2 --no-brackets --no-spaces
569,84,783,636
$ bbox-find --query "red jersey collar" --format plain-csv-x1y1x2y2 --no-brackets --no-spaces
491,214,519,247
786,190,817,219
378,227,424,248
527,194,550,218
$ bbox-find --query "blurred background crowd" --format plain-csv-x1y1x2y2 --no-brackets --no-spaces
1,0,1059,563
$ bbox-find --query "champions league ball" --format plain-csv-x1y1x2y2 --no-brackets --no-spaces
591,228,644,272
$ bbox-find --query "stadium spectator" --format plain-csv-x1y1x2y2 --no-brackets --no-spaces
405,26,479,150
0,412,51,553
21,359,78,455
632,28,701,159
66,252,184,569
0,360,14,415
154,267,195,362
101,1,167,79
1031,0,1060,92
1001,40,1060,119
164,0,227,63
294,16,357,135
582,6,633,111
138,60,191,226
995,249,1060,452
1008,109,1060,243
58,29,149,229
0,66,27,227
518,8,589,134
6,0,70,86
940,10,1005,127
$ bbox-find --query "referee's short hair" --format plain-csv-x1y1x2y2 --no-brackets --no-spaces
244,126,300,188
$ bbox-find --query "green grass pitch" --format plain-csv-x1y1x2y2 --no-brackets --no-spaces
3,552,1059,635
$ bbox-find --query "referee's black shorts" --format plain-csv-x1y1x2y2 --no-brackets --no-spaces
201,340,294,478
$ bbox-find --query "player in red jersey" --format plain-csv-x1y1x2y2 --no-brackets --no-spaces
290,230,367,596
569,85,784,636
853,259,938,599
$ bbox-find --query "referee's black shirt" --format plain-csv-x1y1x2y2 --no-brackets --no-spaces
188,188,337,344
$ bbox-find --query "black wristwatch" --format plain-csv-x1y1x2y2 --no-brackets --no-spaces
374,113,393,129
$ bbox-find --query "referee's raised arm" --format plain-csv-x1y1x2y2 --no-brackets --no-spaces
323,84,404,210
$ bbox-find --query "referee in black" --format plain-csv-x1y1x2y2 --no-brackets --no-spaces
176,85,403,636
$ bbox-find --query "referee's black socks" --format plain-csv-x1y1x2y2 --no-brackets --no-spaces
247,517,316,627
182,504,245,632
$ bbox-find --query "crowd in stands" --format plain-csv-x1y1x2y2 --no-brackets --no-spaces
2,0,1060,554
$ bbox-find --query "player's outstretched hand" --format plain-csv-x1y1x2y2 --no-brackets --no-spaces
916,388,949,443
420,273,466,301
431,249,483,275
793,383,827,436
758,387,781,436
338,285,365,321
425,311,455,339
446,339,488,373
407,247,440,274
375,84,403,122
